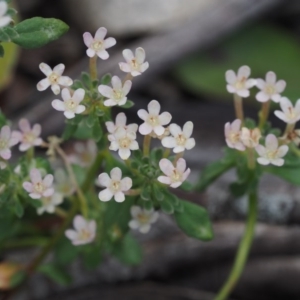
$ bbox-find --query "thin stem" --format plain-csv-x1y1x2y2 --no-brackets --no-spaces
143,135,151,156
55,145,88,218
247,148,256,170
125,189,141,196
233,93,244,122
123,73,133,84
163,148,170,158
89,56,98,80
258,101,271,130
55,207,67,218
284,123,295,137
214,191,258,300
26,147,34,162
174,152,183,165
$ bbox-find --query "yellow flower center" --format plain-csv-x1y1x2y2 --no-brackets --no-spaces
23,132,35,144
171,169,182,182
48,72,59,84
130,59,139,70
176,134,186,146
110,180,120,192
0,139,7,150
137,213,150,224
91,41,103,51
148,115,159,126
229,132,240,143
34,182,45,193
113,90,124,100
119,137,131,149
235,77,246,90
66,99,77,111
265,84,276,95
266,150,278,160
78,229,92,241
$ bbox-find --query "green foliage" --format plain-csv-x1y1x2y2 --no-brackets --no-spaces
38,264,72,286
82,244,102,270
0,44,4,57
55,237,79,265
174,200,213,241
101,73,112,85
120,100,134,109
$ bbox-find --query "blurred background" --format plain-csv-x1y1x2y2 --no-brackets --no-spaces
2,0,300,299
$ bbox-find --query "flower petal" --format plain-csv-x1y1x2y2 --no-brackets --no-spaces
104,37,116,49
73,88,85,102
99,189,113,201
98,85,113,98
122,49,134,62
176,158,186,173
83,32,93,47
183,121,193,138
139,123,152,135
37,78,50,91
265,134,278,151
43,174,53,187
114,191,125,202
95,27,107,40
97,50,109,60
266,71,276,84
53,64,65,75
74,215,86,231
257,157,270,165
148,100,160,115
52,100,65,111
121,177,132,191
225,70,236,84
39,63,52,76
237,65,250,79
110,167,122,181
98,173,111,187
159,158,174,176
256,91,269,102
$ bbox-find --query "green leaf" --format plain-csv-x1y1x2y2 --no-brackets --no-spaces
0,168,10,184
38,264,72,286
179,181,193,192
265,165,300,186
62,122,77,140
12,196,24,218
141,185,151,201
12,17,69,49
86,112,97,128
55,237,78,265
82,245,102,270
0,27,17,42
160,198,174,214
92,118,103,142
152,184,164,201
81,72,92,89
72,164,86,185
101,73,112,85
174,200,213,241
71,79,84,90
112,233,143,265
120,100,134,109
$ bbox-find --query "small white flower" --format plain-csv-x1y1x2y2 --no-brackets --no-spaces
0,125,20,160
224,119,245,151
98,167,132,202
256,71,286,103
274,97,300,124
105,112,138,135
108,127,139,160
98,76,132,107
161,121,195,153
255,134,288,166
83,27,116,59
16,119,43,151
225,66,256,98
0,1,11,28
69,140,97,167
240,127,261,148
37,193,63,215
54,168,75,196
119,47,149,76
129,206,159,234
65,215,96,246
138,100,172,136
52,88,86,119
158,158,191,188
36,63,73,95
23,168,54,199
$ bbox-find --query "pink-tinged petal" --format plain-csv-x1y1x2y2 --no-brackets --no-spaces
235,142,246,151
64,111,75,119
158,175,172,185
148,100,160,115
114,127,126,140
73,215,86,231
32,124,41,136
0,149,10,160
256,78,265,90
265,134,278,151
1,125,10,139
34,138,43,146
236,89,250,98
130,140,139,150
10,131,21,145
61,88,71,101
271,94,281,103
123,49,134,62
135,47,146,63
109,141,119,151
111,76,122,90
105,121,115,133
275,80,286,93
185,138,195,150
274,110,288,123
120,177,132,191
52,193,63,205
97,50,109,60
162,136,176,148
280,97,292,113
129,219,140,229
30,168,41,183
52,100,65,111
231,119,242,132
99,188,113,202
114,191,125,203
43,188,54,197
119,62,131,73
257,157,270,165
83,32,93,47
98,85,113,98
29,193,41,199
131,71,141,77
123,80,132,95
225,70,236,84
153,125,165,136
58,76,73,87
98,173,111,187
237,65,250,79
256,91,269,102
176,158,186,173
173,145,185,153
137,109,148,121
170,181,182,188
182,168,191,182
140,62,149,73
224,122,230,137
127,124,138,133
266,71,276,84
104,37,116,49
139,224,151,234
87,48,96,57
51,84,60,95
116,112,127,126
159,158,174,176
0,16,11,28
19,143,30,152
226,85,236,94
19,119,30,133
39,63,52,76
22,182,33,193
255,145,266,157
277,145,288,158
110,167,122,181
37,78,50,91
65,229,78,241
139,123,152,135
271,158,284,166
95,27,107,41
75,105,86,114
183,121,193,138
158,112,172,126
150,212,159,223
118,148,131,160
53,64,65,75
43,174,53,187
169,124,181,137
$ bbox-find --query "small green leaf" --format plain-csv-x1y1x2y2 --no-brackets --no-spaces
71,79,84,90
101,73,112,85
13,197,24,218
81,72,92,89
142,199,153,210
38,264,72,286
82,245,102,270
160,198,174,214
174,200,213,241
141,186,151,201
152,184,164,201
179,181,193,192
92,118,103,142
86,112,96,128
7,8,17,16
120,100,134,109
265,165,300,186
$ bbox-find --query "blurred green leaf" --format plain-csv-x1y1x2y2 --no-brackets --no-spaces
120,100,134,109
101,73,112,85
38,264,72,286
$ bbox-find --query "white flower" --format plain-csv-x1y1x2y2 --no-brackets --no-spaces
158,158,190,188
36,63,73,95
65,215,96,246
255,134,288,166
22,168,54,199
105,112,138,135
224,119,245,151
69,140,97,167
119,47,149,76
108,127,139,160
225,66,256,97
129,206,159,234
98,76,132,107
161,121,195,153
0,125,20,160
138,100,172,136
255,71,286,103
274,97,300,124
240,127,261,148
37,193,63,215
83,27,116,59
16,119,43,151
54,168,75,196
0,1,11,28
98,167,132,202
52,88,86,119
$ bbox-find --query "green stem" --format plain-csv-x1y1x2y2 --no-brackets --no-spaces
1,237,49,249
143,135,151,156
89,56,98,80
247,148,256,170
233,93,244,122
258,100,270,130
214,191,258,300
